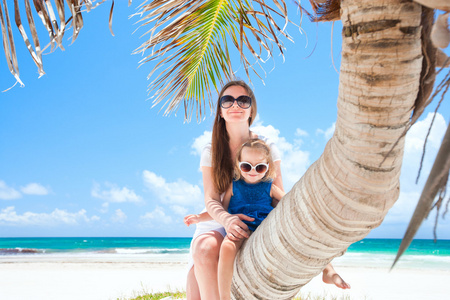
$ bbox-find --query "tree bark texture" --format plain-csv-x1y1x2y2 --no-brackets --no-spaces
232,1,423,299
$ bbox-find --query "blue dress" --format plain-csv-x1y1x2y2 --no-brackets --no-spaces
227,179,273,232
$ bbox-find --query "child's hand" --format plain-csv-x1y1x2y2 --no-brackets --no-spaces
184,214,200,226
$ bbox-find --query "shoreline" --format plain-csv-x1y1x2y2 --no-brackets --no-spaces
0,258,449,300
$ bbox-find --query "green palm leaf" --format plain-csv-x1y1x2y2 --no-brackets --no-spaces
134,0,294,121
133,0,237,120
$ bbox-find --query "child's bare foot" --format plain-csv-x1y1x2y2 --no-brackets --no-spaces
322,269,351,289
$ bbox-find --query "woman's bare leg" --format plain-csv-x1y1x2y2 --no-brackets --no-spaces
218,236,244,300
186,266,200,300
191,231,224,299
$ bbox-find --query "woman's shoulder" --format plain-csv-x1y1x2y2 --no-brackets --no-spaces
200,143,212,167
202,142,212,151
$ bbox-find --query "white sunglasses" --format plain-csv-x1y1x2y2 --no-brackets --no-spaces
239,162,269,174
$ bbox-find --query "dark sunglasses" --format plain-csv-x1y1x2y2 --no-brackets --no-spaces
239,162,269,174
220,95,252,109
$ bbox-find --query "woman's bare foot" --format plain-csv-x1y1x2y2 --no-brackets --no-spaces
322,264,351,289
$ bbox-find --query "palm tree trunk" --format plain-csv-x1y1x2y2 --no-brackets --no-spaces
232,0,423,298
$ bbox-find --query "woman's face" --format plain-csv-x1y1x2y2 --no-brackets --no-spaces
239,147,267,184
220,85,252,124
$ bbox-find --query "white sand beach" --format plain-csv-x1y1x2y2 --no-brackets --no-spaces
0,257,449,300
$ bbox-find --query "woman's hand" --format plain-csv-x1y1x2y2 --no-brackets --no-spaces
225,214,255,241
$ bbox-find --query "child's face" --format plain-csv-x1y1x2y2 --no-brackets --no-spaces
239,147,268,184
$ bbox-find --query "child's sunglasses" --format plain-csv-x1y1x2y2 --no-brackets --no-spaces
220,95,252,109
239,162,269,174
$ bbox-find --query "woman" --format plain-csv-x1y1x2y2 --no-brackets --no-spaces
186,80,349,299
186,80,284,299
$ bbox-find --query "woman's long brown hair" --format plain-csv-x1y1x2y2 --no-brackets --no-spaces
211,80,257,194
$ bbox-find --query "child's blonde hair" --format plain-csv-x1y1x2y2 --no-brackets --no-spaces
234,138,276,182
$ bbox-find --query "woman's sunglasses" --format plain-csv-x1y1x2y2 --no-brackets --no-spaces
239,162,269,174
220,95,252,109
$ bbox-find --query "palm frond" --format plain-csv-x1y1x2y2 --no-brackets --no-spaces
0,0,110,88
0,0,23,88
133,0,237,121
134,0,294,121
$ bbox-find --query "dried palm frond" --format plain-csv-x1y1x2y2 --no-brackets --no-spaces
109,0,114,36
133,0,294,121
0,0,23,89
0,0,111,88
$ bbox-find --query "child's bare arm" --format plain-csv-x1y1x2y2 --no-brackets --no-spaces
183,212,213,226
270,184,286,207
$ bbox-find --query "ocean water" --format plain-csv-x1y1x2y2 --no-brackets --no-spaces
1,237,449,270
334,239,450,270
0,237,192,263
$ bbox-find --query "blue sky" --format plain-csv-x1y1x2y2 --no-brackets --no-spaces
0,1,449,239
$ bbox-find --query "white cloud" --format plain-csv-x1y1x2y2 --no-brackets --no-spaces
294,128,309,147
171,205,188,216
251,118,310,190
295,128,309,137
401,113,448,190
251,121,281,144
1,181,52,200
20,183,49,195
142,170,202,206
405,112,447,153
316,122,336,140
91,182,143,204
0,206,99,226
382,191,421,224
111,209,127,223
140,206,173,226
0,181,21,200
191,130,212,156
100,202,109,214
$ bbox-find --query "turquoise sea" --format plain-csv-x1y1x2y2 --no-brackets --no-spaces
1,238,449,270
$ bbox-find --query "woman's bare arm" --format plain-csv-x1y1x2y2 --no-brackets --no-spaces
221,185,233,211
202,166,253,240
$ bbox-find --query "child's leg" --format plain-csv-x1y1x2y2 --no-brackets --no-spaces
218,236,245,300
322,263,351,289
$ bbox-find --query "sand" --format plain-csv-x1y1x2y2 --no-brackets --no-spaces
0,259,449,300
